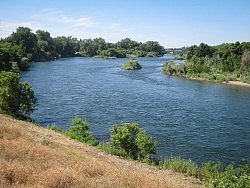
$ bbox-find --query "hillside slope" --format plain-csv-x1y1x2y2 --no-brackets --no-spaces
0,114,203,188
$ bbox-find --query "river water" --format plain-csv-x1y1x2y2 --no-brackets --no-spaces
21,55,250,165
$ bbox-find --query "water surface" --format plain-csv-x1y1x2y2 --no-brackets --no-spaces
21,56,250,165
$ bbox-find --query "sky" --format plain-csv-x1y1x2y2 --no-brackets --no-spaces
0,0,250,48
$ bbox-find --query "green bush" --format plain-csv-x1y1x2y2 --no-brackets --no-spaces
200,161,250,188
68,117,98,146
121,58,142,70
0,71,37,119
110,122,156,160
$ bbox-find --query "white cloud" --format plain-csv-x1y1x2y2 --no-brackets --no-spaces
0,21,45,39
32,8,99,28
0,8,139,44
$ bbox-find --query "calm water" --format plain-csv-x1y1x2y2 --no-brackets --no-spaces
21,56,250,165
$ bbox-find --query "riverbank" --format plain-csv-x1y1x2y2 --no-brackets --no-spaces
187,76,250,87
225,81,250,87
0,114,203,187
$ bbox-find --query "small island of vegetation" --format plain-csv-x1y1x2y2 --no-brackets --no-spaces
121,58,142,70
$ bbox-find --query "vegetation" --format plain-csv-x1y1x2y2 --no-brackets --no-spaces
1,114,202,188
163,42,250,83
0,71,37,119
47,117,98,146
1,114,250,187
0,27,165,72
121,58,142,70
110,122,157,160
160,157,250,187
160,157,198,176
67,117,98,145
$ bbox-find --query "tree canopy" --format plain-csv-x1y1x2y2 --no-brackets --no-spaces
0,71,38,119
110,122,157,160
0,26,166,72
163,42,250,83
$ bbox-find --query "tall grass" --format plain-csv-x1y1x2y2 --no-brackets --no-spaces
160,156,198,176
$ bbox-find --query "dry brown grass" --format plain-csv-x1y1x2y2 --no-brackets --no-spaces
0,114,204,188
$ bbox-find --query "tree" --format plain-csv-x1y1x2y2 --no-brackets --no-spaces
242,51,250,68
139,41,165,56
53,36,78,57
68,117,97,145
7,27,38,61
0,71,37,119
110,123,157,159
36,30,57,60
116,38,139,50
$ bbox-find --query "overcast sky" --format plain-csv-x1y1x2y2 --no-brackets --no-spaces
1,0,250,47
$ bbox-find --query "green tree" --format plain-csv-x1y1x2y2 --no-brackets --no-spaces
110,122,156,160
0,71,38,119
140,41,165,56
68,117,97,145
7,27,38,61
36,30,57,60
116,38,139,50
53,36,78,57
242,51,250,68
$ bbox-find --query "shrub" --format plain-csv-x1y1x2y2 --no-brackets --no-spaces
0,71,37,119
200,161,250,187
110,122,156,160
68,117,98,146
121,58,142,70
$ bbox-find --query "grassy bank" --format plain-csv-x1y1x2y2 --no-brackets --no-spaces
1,114,249,187
162,61,250,87
0,114,203,188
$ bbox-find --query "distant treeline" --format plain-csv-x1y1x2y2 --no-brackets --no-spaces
163,42,250,83
0,27,165,72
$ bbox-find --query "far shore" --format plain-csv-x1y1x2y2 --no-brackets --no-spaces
180,76,250,88
224,81,250,87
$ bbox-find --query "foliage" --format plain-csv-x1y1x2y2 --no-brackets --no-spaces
160,156,198,176
67,117,98,146
160,157,250,187
242,51,250,68
0,71,37,119
99,48,126,58
7,27,38,61
164,42,250,83
97,143,128,158
121,58,142,70
200,160,250,187
110,122,156,160
0,27,166,72
162,61,187,76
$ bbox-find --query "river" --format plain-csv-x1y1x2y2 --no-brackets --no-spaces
21,55,250,165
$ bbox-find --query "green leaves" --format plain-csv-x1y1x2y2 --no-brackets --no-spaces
110,122,156,160
121,58,142,70
68,117,98,145
0,71,37,119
